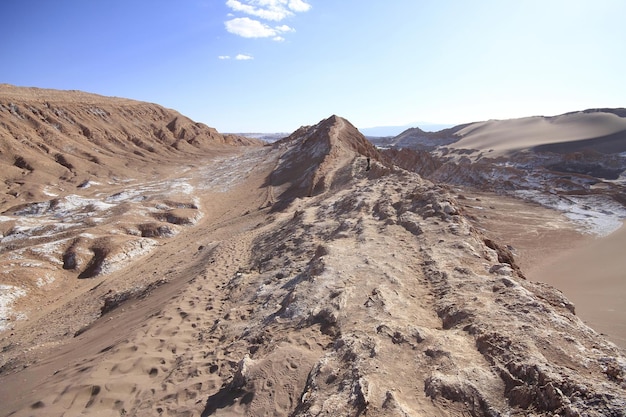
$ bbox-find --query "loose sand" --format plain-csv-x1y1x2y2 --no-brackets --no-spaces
450,111,626,157
462,193,626,349
529,221,626,348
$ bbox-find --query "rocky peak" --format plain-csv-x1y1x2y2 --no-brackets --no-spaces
278,115,379,158
269,115,385,208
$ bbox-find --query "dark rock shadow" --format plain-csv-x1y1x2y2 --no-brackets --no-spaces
201,386,253,417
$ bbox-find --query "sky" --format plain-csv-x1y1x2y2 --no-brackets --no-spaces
1,1,625,133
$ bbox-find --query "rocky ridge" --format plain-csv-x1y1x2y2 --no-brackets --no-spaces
268,115,382,204
0,84,259,209
0,88,624,416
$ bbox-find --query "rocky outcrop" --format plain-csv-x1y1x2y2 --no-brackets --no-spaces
268,115,387,208
195,163,626,416
382,147,443,177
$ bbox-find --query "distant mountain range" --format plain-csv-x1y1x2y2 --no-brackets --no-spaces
359,122,455,137
235,123,456,142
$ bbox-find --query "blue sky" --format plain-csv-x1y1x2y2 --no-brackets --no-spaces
1,1,625,132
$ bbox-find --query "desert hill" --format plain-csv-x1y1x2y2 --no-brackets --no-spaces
0,87,625,416
268,115,382,207
0,85,263,347
377,109,626,196
372,109,626,155
449,110,626,157
0,84,259,211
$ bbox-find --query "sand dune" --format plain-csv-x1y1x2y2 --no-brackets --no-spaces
449,110,626,156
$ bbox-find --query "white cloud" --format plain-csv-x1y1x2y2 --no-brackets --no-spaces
224,0,308,47
235,54,254,60
225,17,274,38
226,0,287,21
218,55,231,60
275,24,294,33
288,0,311,13
225,17,293,41
225,0,311,21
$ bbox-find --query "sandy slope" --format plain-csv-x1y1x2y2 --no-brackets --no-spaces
530,221,626,348
0,144,281,416
449,111,626,156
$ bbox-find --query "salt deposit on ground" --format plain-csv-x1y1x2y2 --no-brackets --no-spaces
514,190,626,236
0,284,26,332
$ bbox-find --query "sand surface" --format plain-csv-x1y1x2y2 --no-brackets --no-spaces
462,193,626,349
0,145,283,416
2,143,624,415
529,221,626,348
450,111,626,156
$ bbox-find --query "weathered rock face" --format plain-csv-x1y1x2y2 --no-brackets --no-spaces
268,115,386,207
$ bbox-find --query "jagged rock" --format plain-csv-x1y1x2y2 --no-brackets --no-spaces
268,115,386,207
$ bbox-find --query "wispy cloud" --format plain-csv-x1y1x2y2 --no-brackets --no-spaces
275,24,295,33
225,17,294,41
217,54,254,60
225,17,274,38
225,0,311,22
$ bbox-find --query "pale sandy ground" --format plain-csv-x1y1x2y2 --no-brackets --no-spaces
1,88,624,415
449,111,626,157
461,192,626,349
530,221,626,348
0,146,283,416
1,144,624,416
